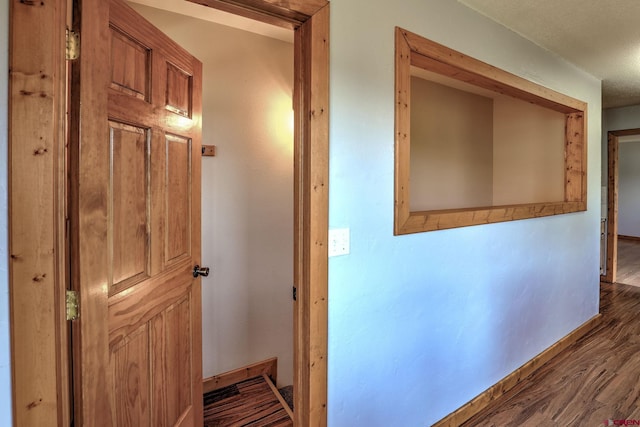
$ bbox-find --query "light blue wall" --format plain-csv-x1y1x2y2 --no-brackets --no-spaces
602,105,640,188
0,0,12,425
603,105,640,233
328,1,601,426
618,142,640,236
604,104,640,131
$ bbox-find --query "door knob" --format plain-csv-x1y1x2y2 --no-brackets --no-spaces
193,265,210,278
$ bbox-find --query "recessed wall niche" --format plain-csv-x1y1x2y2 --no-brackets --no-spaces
395,27,587,234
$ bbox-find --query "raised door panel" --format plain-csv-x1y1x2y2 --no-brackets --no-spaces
151,296,193,425
165,134,191,264
110,26,151,101
165,63,192,117
111,324,151,427
109,121,150,295
110,293,195,427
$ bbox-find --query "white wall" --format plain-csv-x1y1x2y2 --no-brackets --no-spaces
329,1,601,425
0,0,11,424
410,77,494,210
602,104,640,189
410,74,566,211
130,4,295,386
601,105,640,219
493,97,565,205
606,105,640,235
617,140,640,236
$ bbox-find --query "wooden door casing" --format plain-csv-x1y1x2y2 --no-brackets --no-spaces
10,0,329,425
71,0,203,425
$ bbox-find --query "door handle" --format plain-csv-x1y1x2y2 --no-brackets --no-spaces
193,265,210,278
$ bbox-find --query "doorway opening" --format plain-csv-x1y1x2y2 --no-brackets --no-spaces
603,128,640,286
8,0,328,426
130,0,296,400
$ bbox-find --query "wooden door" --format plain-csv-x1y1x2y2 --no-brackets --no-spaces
70,0,203,425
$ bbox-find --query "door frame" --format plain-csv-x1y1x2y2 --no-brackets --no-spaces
603,128,640,284
8,0,329,426
9,0,71,425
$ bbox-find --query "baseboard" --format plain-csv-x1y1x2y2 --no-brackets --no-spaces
618,234,640,242
263,373,294,419
432,313,602,427
203,357,278,394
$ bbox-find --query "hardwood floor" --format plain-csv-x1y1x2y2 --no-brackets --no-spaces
460,282,640,427
616,237,640,287
203,374,293,427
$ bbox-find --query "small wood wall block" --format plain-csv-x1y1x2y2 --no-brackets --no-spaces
201,145,216,156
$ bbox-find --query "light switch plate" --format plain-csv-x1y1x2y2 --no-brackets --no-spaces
328,228,350,257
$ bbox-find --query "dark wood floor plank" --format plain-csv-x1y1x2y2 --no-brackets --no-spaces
461,282,640,426
203,375,292,427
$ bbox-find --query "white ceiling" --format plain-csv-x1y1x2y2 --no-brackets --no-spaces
129,0,293,42
459,0,640,109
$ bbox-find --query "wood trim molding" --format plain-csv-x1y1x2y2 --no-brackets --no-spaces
394,27,588,234
618,235,640,242
293,4,329,427
9,0,70,425
432,314,602,427
186,0,327,29
177,1,330,426
10,0,330,425
263,373,294,420
604,132,619,283
203,358,278,393
187,2,330,425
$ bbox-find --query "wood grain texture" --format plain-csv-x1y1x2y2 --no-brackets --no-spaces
186,0,328,29
618,235,640,242
203,375,292,427
605,132,619,283
165,63,192,117
458,283,640,426
401,28,586,114
293,4,329,427
112,325,151,427
565,112,587,202
110,26,150,100
109,121,149,295
401,201,586,234
165,134,191,264
71,0,114,423
9,0,70,425
394,27,588,235
394,27,412,234
72,0,203,425
264,373,294,420
203,358,278,393
433,314,601,427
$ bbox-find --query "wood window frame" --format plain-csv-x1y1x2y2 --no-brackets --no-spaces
394,27,588,235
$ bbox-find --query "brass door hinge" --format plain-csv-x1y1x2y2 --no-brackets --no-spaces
66,28,79,61
66,290,79,320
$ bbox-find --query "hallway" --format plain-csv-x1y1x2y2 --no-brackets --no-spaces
461,282,640,426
